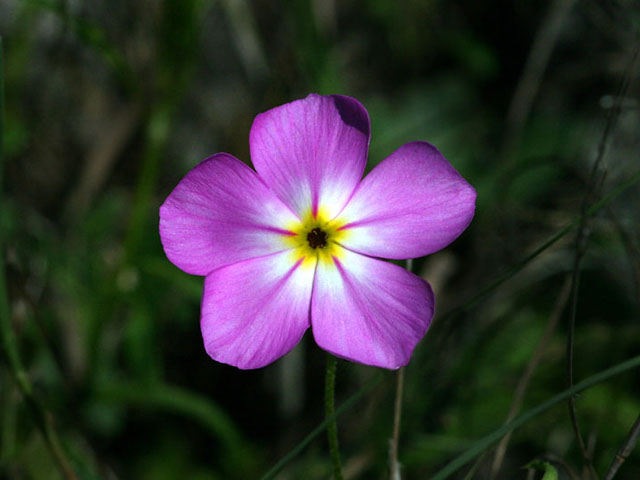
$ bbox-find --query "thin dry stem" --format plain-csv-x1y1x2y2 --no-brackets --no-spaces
490,276,572,477
502,0,577,157
566,41,639,480
604,413,640,480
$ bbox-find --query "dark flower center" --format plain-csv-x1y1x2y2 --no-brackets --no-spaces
306,227,328,249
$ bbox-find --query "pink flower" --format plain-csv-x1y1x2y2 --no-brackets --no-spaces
159,94,476,369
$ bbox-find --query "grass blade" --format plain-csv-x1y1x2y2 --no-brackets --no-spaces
431,354,640,480
97,380,244,450
442,168,640,321
96,379,256,475
0,36,78,480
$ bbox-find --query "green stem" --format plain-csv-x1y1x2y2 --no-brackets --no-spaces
389,367,405,480
261,373,383,480
389,258,412,480
325,354,344,480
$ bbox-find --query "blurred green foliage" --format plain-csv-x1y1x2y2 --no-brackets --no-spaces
1,0,640,479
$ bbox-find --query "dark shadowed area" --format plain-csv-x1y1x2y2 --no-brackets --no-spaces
1,0,639,479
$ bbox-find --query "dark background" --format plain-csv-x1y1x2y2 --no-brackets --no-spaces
1,0,639,479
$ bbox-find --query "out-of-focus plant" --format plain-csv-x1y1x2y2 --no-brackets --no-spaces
1,1,639,479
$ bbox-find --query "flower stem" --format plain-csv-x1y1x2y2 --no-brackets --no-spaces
325,354,344,480
389,367,404,480
388,258,413,479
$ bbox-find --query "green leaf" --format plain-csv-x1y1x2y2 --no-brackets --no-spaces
96,380,244,451
525,460,559,480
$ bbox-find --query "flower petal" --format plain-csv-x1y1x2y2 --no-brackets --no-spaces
338,142,476,259
250,94,370,219
159,153,299,275
311,247,434,369
201,250,316,369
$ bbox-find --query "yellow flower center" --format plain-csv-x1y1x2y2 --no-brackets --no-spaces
284,207,349,269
